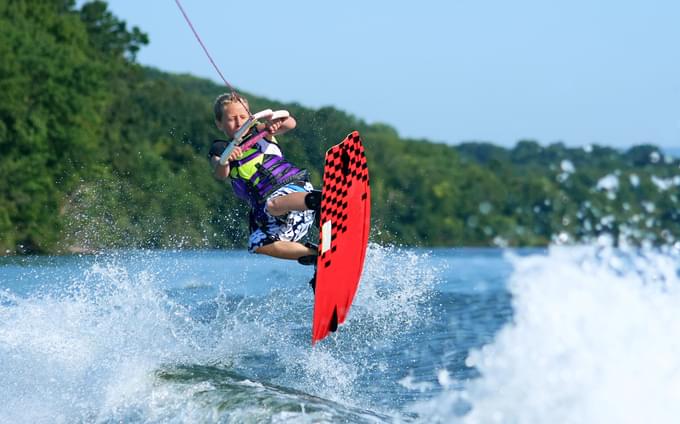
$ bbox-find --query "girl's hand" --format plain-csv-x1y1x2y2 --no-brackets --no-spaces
265,118,285,135
228,145,242,161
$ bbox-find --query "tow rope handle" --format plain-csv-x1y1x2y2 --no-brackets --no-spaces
219,109,290,165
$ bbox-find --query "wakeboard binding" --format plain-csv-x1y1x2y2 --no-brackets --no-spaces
297,242,318,292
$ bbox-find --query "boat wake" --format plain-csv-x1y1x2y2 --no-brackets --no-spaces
410,244,680,424
0,245,437,423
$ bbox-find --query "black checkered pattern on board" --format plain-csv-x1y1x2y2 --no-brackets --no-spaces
319,131,370,268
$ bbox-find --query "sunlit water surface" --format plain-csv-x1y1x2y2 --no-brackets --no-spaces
1,244,679,423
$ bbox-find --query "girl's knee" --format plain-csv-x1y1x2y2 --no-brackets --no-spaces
265,198,281,216
254,245,269,255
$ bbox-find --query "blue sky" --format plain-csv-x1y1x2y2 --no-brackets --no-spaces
100,0,679,149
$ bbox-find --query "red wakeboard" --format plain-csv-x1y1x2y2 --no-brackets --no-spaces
312,131,371,344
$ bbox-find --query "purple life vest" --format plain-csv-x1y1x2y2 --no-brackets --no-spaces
228,146,308,206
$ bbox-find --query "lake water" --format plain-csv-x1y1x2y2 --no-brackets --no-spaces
1,244,679,423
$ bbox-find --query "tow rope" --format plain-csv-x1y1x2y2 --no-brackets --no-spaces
173,0,251,115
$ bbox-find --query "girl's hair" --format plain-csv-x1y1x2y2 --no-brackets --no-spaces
213,92,249,122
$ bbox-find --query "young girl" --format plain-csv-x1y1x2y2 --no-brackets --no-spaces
209,93,319,261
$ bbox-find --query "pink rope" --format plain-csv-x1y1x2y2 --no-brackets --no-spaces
174,0,251,115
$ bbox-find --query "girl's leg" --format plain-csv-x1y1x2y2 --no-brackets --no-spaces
265,192,308,217
255,240,316,259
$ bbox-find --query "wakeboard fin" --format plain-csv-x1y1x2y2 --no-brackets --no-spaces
329,308,338,333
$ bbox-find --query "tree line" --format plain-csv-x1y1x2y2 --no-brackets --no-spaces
1,0,678,254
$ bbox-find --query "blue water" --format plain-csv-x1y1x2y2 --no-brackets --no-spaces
1,245,679,423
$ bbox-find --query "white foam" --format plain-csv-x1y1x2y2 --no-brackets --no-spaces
276,243,439,407
413,246,680,424
596,174,620,192
0,246,439,422
0,259,203,423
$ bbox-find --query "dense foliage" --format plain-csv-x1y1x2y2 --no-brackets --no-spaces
1,0,678,254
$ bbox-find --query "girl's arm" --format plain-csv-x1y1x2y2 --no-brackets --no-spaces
211,145,242,181
259,116,297,138
211,155,229,181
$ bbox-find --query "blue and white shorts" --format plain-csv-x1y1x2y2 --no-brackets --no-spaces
248,182,316,253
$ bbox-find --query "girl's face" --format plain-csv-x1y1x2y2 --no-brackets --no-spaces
219,102,249,138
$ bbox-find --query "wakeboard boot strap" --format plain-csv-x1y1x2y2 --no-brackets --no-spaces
304,190,321,212
297,255,316,266
297,242,318,266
